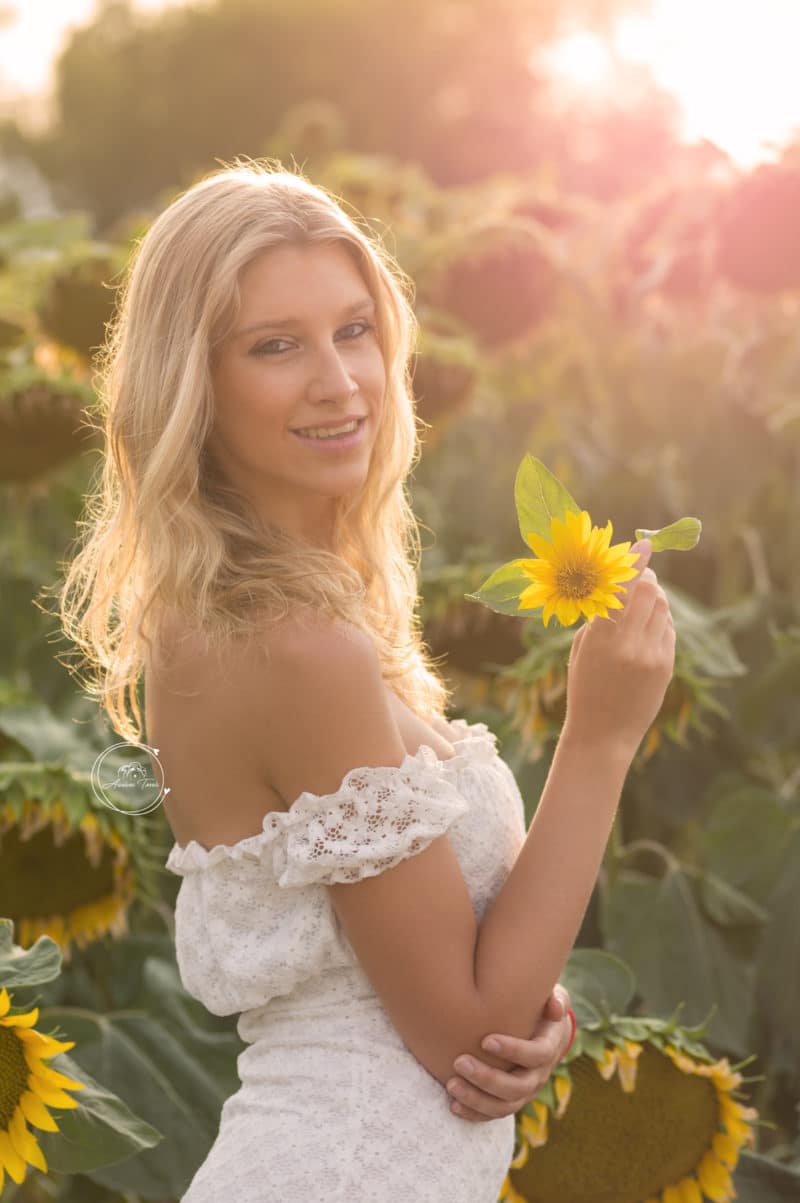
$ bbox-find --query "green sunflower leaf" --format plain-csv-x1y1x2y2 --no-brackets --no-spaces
560,948,638,1018
34,1053,163,1173
464,560,536,616
0,918,63,987
514,454,583,548
634,516,702,551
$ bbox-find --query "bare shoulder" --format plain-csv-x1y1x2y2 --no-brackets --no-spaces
262,606,375,666
144,611,295,846
257,609,407,804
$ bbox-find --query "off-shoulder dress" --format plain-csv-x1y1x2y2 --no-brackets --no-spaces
164,717,527,1202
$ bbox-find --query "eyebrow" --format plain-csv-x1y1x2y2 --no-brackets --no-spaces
236,296,376,338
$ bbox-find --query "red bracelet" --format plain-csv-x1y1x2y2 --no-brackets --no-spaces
563,1007,577,1056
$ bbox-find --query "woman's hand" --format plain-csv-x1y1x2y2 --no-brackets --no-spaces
563,539,677,760
446,987,574,1123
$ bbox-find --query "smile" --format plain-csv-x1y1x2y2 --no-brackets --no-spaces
290,416,368,451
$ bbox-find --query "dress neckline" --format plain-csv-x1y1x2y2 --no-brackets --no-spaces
165,717,498,873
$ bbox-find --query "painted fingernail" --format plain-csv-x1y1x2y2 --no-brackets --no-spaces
483,1038,501,1053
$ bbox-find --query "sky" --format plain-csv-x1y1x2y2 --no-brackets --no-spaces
0,1,188,114
544,0,800,167
2,0,800,166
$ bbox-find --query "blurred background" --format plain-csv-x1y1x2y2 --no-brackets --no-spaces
0,1,799,1200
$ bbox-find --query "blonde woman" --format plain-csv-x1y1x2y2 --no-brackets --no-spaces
57,159,674,1200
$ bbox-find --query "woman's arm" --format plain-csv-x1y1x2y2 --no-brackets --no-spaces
473,725,632,1049
446,986,574,1123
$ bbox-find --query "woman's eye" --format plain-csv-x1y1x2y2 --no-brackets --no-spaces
254,321,374,357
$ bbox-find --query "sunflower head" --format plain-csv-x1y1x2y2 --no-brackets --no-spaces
498,1015,761,1203
511,509,640,628
0,798,137,962
0,985,86,1191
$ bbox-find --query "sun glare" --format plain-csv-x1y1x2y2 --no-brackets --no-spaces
544,0,800,167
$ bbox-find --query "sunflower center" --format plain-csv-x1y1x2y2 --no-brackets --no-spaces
0,1022,30,1128
0,824,116,917
555,558,600,601
511,1044,721,1203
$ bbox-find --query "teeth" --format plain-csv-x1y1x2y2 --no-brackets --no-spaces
294,419,359,439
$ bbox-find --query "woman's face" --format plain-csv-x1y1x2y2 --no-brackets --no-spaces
208,241,386,546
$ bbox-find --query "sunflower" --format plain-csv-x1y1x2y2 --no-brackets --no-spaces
0,986,86,1190
0,799,136,962
510,509,640,627
497,1020,760,1203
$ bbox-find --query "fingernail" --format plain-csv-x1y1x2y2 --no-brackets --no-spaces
483,1038,501,1053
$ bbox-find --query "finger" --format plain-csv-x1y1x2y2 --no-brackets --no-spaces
619,578,661,641
642,591,672,640
544,989,566,1018
589,540,652,629
448,1076,533,1120
473,1038,558,1088
617,540,653,610
449,1095,525,1123
452,1095,531,1122
451,1059,538,1105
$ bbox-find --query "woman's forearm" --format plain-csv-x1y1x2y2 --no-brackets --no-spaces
473,725,633,1035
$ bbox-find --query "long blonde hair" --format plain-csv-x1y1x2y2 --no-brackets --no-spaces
50,157,451,743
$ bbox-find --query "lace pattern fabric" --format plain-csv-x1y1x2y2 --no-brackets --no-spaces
164,718,527,1201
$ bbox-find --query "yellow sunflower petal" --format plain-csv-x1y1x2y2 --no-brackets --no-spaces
525,530,556,560
26,1081,81,1110
19,1090,60,1133
596,1046,619,1080
721,1107,756,1147
712,1129,741,1171
0,1130,26,1185
696,1150,735,1202
18,1028,75,1056
676,1176,704,1203
0,986,9,1018
710,1060,743,1090
26,1137,48,1174
662,1184,683,1203
12,1115,47,1175
0,1003,39,1028
616,1047,640,1093
510,1138,530,1170
29,1061,86,1092
553,1073,572,1119
8,1107,39,1164
518,1100,548,1149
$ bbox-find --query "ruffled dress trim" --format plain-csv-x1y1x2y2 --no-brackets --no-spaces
165,718,498,878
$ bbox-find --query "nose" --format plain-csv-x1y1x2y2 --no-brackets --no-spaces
306,342,359,403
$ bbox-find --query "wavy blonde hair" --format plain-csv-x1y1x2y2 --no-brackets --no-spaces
51,157,451,743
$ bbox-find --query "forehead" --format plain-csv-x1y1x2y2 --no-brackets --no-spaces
238,242,368,310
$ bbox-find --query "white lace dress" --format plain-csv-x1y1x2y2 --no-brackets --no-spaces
164,718,527,1202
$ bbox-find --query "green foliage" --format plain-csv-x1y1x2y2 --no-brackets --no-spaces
0,920,163,1181
2,70,800,1194
465,454,702,617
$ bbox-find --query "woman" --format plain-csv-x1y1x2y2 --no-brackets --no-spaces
57,159,674,1200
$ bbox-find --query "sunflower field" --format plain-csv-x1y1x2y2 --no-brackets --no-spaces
1,20,800,1200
